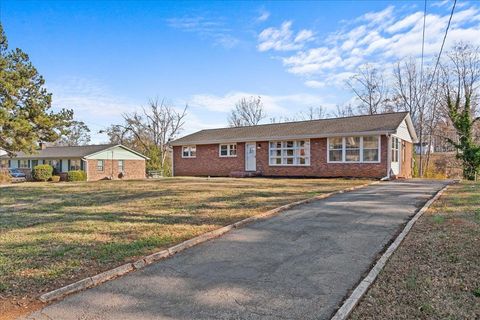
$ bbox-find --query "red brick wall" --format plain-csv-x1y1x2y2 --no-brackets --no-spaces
173,136,389,178
398,141,413,178
86,159,146,181
173,143,245,176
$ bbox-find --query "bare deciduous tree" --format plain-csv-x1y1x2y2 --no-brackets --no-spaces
347,64,388,115
299,106,327,120
56,120,91,146
331,104,355,118
228,96,266,127
105,98,187,174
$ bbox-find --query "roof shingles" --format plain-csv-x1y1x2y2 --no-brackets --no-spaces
171,112,409,146
0,144,116,159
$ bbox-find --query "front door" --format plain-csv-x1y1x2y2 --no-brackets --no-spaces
245,143,256,171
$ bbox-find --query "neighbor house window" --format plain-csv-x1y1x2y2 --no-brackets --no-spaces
219,144,237,157
269,140,310,166
392,137,399,163
19,160,29,168
328,136,381,163
70,159,81,171
118,160,125,172
182,146,196,158
97,160,104,171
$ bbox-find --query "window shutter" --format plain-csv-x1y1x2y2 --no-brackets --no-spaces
67,160,71,171
59,159,62,172
8,160,11,167
80,160,84,171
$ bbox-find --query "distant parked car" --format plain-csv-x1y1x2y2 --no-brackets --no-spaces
9,168,26,178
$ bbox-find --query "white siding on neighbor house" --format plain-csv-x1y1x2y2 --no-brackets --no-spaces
85,146,145,160
10,160,18,169
395,119,413,143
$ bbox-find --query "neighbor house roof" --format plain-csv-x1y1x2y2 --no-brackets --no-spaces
171,112,416,146
0,144,149,160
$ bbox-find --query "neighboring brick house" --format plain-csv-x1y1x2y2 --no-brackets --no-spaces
170,112,417,179
0,144,148,181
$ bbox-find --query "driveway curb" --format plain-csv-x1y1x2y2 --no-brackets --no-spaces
330,183,451,320
39,180,378,303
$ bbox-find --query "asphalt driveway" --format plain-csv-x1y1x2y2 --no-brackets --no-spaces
23,179,448,320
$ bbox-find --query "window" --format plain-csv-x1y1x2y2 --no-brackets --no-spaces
118,160,125,172
345,137,361,162
328,138,343,162
46,159,62,172
19,160,29,168
391,137,399,163
328,136,381,163
97,160,104,171
182,146,196,158
70,159,81,171
219,144,237,157
269,140,310,166
363,136,380,162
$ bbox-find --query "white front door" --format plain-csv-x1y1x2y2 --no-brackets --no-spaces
245,143,256,171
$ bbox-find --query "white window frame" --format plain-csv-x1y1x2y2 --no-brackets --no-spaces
97,160,104,171
327,136,381,164
70,159,81,171
268,140,310,166
391,136,399,163
219,143,237,157
19,160,29,168
118,160,125,172
182,145,196,158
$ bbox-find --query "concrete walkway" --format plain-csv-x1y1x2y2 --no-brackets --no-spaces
23,180,448,320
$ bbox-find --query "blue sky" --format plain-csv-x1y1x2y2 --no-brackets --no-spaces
2,0,479,142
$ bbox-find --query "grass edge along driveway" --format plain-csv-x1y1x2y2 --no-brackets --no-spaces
0,177,369,319
350,181,480,320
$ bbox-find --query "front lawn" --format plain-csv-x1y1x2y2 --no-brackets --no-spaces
350,181,480,319
0,177,368,318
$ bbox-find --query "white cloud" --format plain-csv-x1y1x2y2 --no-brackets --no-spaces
261,3,480,89
257,10,270,22
304,80,325,88
167,15,240,48
257,21,314,52
189,91,334,117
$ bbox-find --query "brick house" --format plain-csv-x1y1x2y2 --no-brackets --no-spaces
170,112,417,179
0,144,148,181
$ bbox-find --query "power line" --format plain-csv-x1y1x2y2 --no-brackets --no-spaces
428,0,457,89
419,0,427,86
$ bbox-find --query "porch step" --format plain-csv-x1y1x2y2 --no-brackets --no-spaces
229,171,262,178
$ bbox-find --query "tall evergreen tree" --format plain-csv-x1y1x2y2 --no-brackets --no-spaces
0,23,72,156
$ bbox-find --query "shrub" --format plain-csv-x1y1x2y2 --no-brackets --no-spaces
51,175,61,182
67,170,87,182
33,165,53,182
0,168,11,184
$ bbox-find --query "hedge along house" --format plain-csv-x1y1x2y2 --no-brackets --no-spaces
0,144,149,181
170,112,417,179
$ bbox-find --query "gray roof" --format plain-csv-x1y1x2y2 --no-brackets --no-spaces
171,112,413,146
0,144,116,159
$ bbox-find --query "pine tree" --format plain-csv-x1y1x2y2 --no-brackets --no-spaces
0,23,72,156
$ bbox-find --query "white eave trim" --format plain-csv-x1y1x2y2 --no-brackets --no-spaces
403,114,418,143
84,144,150,160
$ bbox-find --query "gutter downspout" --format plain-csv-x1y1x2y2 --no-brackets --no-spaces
171,146,174,177
82,158,88,181
382,134,392,181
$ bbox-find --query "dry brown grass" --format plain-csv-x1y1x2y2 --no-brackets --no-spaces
351,181,480,320
0,177,368,318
